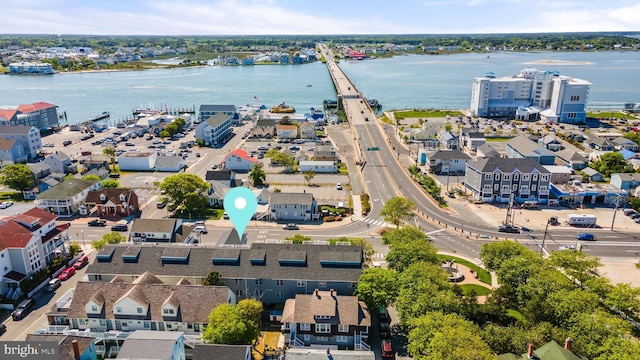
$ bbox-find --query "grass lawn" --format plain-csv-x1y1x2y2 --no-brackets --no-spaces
506,309,525,322
485,136,514,142
587,111,635,120
394,109,464,120
172,208,223,220
338,162,348,175
0,191,24,202
459,284,492,296
436,254,492,285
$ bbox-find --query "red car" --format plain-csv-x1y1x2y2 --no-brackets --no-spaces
381,339,394,358
58,267,76,281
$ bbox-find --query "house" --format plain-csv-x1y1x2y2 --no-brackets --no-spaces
277,124,298,139
425,150,472,175
253,188,271,205
437,130,459,150
612,137,639,152
285,348,374,360
224,149,257,172
298,161,338,173
83,168,109,180
44,151,77,174
538,135,564,152
299,122,316,139
581,167,604,182
46,280,234,335
130,219,179,242
24,176,60,200
551,180,627,207
476,143,500,158
617,149,639,161
588,137,615,151
82,155,110,171
0,138,27,163
25,334,97,360
28,161,52,182
270,193,317,221
313,144,337,161
0,125,42,160
155,155,184,172
207,181,231,208
565,132,586,143
35,178,101,216
282,290,371,350
458,128,486,151
116,331,185,360
0,102,59,131
542,165,573,184
85,188,140,218
555,149,588,170
497,339,585,360
464,158,551,204
251,119,275,139
85,243,363,304
198,104,238,125
410,129,440,149
205,169,240,187
193,344,252,360
506,135,556,165
118,152,157,171
610,173,640,190
0,207,69,296
195,113,233,147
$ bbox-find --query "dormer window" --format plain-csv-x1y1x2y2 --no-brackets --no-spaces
119,194,126,201
99,194,106,201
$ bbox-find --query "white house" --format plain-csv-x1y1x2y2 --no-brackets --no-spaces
35,178,101,216
155,155,184,172
43,151,77,174
276,124,298,139
118,152,157,171
130,219,180,243
269,193,316,221
0,125,42,160
195,113,232,147
298,160,338,173
224,149,257,172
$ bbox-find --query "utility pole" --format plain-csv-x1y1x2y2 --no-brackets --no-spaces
540,219,550,255
611,194,622,231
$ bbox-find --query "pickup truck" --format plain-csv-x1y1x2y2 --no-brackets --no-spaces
88,219,107,227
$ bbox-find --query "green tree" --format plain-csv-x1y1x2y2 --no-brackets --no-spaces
248,162,266,187
236,299,263,342
380,196,415,227
479,241,530,272
386,236,439,272
604,283,640,319
285,234,311,243
549,250,601,287
202,300,263,345
92,231,125,250
82,174,101,181
591,152,633,177
159,174,209,213
444,122,453,132
408,312,494,360
568,309,633,359
159,130,170,139
382,226,429,245
102,146,117,164
69,243,81,257
203,270,224,286
303,170,316,186
354,267,399,310
0,164,34,191
101,179,121,188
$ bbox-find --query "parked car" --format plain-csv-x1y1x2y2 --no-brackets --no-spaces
498,225,520,233
63,140,73,146
193,225,208,234
195,152,201,157
46,278,61,292
381,339,394,358
157,201,167,209
336,183,343,190
283,223,299,230
11,298,35,320
88,219,107,227
223,212,229,219
0,201,14,209
577,233,595,241
58,267,76,280
380,321,390,338
73,255,89,269
624,209,637,216
125,142,135,146
0,323,6,335
111,224,128,232
558,244,577,251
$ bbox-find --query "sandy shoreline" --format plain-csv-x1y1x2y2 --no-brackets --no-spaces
523,60,593,66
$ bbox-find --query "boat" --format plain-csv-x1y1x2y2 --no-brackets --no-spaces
307,84,312,87
367,99,382,109
270,102,296,113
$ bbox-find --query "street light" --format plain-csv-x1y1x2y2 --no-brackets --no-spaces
81,230,85,248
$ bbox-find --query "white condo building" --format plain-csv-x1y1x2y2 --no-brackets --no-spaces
469,68,591,124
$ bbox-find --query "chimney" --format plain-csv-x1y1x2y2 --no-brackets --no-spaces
564,337,572,351
527,343,534,359
72,339,81,360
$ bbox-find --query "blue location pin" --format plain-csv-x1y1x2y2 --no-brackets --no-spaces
224,187,258,237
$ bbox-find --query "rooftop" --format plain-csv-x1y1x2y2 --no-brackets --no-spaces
36,178,98,200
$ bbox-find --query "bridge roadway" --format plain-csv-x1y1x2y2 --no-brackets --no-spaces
317,43,640,259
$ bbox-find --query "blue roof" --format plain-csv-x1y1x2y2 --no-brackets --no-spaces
618,149,637,160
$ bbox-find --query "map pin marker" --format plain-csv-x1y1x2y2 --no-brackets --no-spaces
224,187,258,237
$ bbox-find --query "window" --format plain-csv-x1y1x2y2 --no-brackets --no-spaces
303,334,311,341
316,315,331,320
522,175,530,181
503,174,511,181
337,335,348,343
163,308,174,315
99,320,106,326
79,319,86,325
116,307,122,313
317,336,329,342
91,305,98,312
521,185,529,192
494,184,499,190
338,324,349,332
235,279,243,285
484,174,492,180
277,291,283,298
532,185,537,191
316,324,331,333
539,186,547,191
541,175,549,181
275,280,284,286
297,280,305,287
318,281,326,287
513,184,518,191
532,174,538,181
300,323,311,331
494,174,501,180
255,279,262,285
144,322,150,328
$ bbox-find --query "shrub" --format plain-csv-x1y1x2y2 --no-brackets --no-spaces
336,217,343,221
324,216,335,222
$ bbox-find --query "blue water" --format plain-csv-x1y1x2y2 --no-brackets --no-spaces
1,51,638,125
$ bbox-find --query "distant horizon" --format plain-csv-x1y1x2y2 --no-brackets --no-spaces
1,0,639,36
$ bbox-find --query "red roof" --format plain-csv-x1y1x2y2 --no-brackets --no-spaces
17,102,56,113
0,109,17,121
0,221,34,250
225,149,257,163
15,207,58,224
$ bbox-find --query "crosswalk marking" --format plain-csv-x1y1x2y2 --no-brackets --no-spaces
362,218,386,227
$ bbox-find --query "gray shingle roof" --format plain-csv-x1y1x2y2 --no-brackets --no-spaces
36,178,98,200
590,137,613,146
476,144,500,158
205,113,232,128
155,155,182,168
612,137,635,145
86,243,363,283
130,218,177,233
429,150,472,161
199,104,236,112
68,281,230,323
282,291,371,327
28,161,51,174
556,149,587,163
466,158,551,174
116,331,184,360
270,192,314,206
26,334,94,360
0,125,35,135
612,173,639,181
193,344,251,360
507,136,555,157
205,169,235,181
256,119,275,127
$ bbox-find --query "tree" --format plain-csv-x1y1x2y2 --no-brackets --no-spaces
380,196,415,227
0,164,34,191
549,250,601,287
202,300,263,345
444,122,453,132
92,231,125,250
386,236,439,272
591,152,633,177
248,162,266,187
604,283,640,319
82,174,101,181
203,270,224,285
354,267,399,310
159,130,170,139
408,312,494,360
69,243,81,257
159,173,209,213
102,146,116,164
285,234,311,243
101,179,120,188
303,170,316,186
329,236,374,263
382,226,429,245
479,241,530,272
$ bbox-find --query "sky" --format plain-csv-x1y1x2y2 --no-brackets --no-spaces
1,0,639,35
